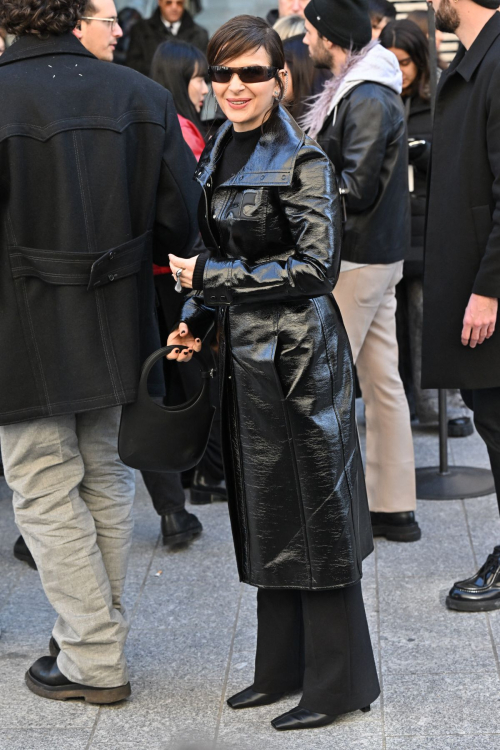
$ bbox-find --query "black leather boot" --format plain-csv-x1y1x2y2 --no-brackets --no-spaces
25,656,131,704
371,511,421,542
49,637,60,657
13,535,37,570
448,416,473,438
227,686,285,709
190,469,227,505
161,509,202,548
271,705,370,731
447,546,500,611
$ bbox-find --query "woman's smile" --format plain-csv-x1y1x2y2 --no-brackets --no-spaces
226,98,252,109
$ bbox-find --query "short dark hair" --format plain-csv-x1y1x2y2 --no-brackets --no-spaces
207,15,286,127
368,0,397,25
0,0,86,37
379,19,431,101
151,39,208,130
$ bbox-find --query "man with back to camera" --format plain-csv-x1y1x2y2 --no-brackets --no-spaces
422,0,500,611
267,0,309,26
302,0,420,543
126,0,209,77
0,0,200,703
10,0,205,571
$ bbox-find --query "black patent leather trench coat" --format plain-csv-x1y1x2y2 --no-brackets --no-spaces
182,106,373,589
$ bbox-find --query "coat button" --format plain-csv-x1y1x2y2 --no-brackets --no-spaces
109,251,115,259
108,273,117,281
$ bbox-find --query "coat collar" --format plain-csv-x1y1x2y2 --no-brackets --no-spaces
194,105,305,189
454,12,500,82
0,32,95,67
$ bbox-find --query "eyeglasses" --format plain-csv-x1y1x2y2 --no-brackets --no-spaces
165,1,184,6
208,65,279,84
81,16,120,28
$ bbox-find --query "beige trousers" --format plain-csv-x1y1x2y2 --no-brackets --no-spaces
334,262,416,512
0,407,135,687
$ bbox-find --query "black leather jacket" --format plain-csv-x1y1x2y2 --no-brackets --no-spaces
316,82,410,265
182,107,373,590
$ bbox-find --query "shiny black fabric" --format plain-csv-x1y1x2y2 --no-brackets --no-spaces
181,107,373,590
316,82,410,265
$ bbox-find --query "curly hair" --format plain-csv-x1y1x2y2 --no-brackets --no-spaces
0,0,87,37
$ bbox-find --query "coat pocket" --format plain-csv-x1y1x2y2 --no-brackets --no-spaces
471,205,492,258
7,233,152,410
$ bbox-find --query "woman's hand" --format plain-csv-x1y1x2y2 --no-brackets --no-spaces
169,254,198,290
166,323,202,362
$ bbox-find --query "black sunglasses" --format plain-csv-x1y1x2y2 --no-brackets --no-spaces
208,65,279,84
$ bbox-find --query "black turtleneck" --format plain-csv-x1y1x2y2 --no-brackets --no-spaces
213,124,262,188
192,124,262,290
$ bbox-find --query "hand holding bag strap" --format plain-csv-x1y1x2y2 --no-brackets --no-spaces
136,345,216,406
118,343,216,472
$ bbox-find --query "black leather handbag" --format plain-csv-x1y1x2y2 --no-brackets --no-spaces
118,345,216,472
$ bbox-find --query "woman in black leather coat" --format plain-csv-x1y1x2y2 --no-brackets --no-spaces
168,15,379,731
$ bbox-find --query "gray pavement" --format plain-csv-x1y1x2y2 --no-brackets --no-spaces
1,411,500,750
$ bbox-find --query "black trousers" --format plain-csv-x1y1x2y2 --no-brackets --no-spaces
141,274,224,517
252,583,380,716
462,388,500,515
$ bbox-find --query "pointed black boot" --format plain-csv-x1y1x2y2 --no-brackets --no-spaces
271,707,336,730
161,510,202,548
227,686,285,709
446,546,500,611
271,705,371,731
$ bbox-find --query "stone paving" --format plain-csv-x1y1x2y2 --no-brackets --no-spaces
2,408,500,750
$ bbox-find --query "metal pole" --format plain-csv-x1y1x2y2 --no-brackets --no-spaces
438,389,449,474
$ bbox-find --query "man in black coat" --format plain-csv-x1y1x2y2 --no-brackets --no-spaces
126,0,209,77
0,0,199,702
423,0,500,612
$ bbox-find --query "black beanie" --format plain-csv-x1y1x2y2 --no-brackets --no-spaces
304,0,372,51
471,0,500,7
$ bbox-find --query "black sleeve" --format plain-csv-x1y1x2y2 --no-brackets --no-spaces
339,91,396,213
201,151,342,306
473,66,500,298
153,93,202,265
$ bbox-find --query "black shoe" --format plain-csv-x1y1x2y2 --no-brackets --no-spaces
227,686,285,709
370,512,421,542
25,656,131,704
190,469,227,505
446,546,500,612
13,535,37,570
448,417,474,438
161,509,203,548
271,705,370,731
49,637,60,658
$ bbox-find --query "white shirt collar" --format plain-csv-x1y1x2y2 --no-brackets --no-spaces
162,19,182,35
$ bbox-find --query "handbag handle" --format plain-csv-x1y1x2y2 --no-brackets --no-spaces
137,344,216,407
